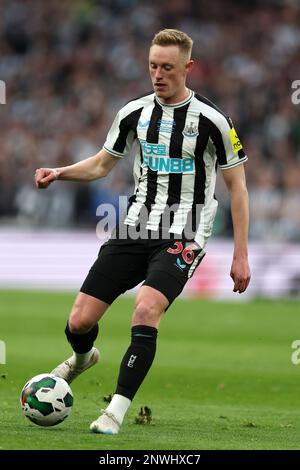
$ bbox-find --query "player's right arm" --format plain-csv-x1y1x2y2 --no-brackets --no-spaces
35,149,120,189
36,98,139,189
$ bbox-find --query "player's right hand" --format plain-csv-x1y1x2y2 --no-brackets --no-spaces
35,168,59,189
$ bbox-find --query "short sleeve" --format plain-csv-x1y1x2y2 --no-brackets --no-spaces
103,104,142,158
210,115,248,169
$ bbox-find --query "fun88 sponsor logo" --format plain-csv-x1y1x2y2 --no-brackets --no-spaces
140,140,167,156
143,154,195,174
140,140,195,173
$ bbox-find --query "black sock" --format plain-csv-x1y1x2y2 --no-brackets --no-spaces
115,325,158,401
65,322,99,353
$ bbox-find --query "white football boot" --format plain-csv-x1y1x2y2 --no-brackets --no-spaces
90,409,121,435
51,347,100,384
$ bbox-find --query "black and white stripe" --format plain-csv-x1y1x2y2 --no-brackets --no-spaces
103,90,248,247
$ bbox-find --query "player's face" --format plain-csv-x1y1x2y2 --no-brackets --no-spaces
149,45,193,104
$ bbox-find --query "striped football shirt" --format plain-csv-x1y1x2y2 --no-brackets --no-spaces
103,90,247,248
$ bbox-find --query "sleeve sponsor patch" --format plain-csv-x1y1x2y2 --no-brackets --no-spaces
229,127,243,152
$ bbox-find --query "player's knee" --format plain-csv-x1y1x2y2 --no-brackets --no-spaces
68,306,94,334
68,315,92,334
132,300,161,326
68,293,107,333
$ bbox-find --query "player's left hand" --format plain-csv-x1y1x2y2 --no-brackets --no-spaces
230,257,251,294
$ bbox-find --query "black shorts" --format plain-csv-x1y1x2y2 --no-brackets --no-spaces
80,237,205,306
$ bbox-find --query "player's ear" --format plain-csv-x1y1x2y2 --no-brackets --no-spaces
185,59,194,73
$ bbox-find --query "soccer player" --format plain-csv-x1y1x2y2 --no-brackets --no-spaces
35,29,251,435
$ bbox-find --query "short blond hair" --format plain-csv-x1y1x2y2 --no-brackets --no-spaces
151,29,193,58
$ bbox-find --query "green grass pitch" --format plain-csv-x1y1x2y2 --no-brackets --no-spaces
0,290,300,450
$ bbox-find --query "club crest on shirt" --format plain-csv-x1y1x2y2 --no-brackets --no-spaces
182,122,199,138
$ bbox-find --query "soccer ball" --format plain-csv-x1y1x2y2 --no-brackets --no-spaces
20,373,73,427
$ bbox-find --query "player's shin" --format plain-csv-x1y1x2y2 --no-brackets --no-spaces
106,325,158,424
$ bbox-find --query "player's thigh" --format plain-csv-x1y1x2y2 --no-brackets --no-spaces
144,240,205,306
80,242,148,305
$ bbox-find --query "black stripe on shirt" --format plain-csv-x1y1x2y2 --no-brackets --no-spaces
167,104,189,203
195,93,232,128
143,101,163,214
128,143,144,208
112,107,143,154
183,113,209,238
207,118,228,166
159,104,189,232
238,148,246,160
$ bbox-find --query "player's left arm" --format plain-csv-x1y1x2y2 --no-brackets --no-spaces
222,164,251,294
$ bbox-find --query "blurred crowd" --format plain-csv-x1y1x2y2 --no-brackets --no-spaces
0,0,300,241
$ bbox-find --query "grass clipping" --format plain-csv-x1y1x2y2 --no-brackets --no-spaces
135,406,152,425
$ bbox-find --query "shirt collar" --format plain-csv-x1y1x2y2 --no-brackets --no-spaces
155,90,194,109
